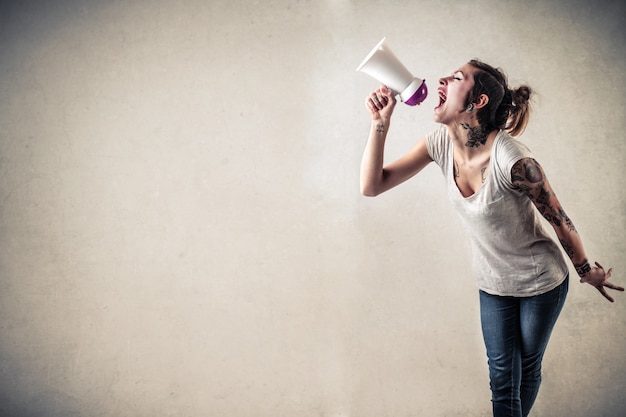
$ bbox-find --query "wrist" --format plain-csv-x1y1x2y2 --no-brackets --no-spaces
371,119,390,133
575,259,591,278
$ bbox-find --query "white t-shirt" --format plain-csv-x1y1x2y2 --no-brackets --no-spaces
426,126,568,296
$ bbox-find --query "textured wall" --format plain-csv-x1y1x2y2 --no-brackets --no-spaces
1,0,624,416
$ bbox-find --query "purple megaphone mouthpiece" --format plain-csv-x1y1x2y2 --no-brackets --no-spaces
356,38,428,106
402,79,428,106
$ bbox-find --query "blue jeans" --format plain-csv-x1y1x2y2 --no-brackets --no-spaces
479,276,568,417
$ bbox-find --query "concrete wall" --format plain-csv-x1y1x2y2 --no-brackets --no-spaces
1,0,624,416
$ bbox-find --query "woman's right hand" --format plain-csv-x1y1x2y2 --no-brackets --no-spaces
365,85,397,121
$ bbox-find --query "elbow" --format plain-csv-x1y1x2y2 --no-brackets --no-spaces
360,183,381,197
361,171,388,196
360,165,395,196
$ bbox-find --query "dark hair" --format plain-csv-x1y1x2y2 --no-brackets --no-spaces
466,59,532,137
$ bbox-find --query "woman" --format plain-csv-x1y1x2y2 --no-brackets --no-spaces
359,60,623,417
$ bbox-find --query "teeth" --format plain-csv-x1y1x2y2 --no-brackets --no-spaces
437,90,447,107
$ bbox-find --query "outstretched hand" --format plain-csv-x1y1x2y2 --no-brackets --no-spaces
365,85,397,122
580,262,624,302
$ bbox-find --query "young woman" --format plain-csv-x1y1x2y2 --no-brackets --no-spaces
359,60,623,417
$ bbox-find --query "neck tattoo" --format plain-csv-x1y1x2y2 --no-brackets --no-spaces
465,124,489,148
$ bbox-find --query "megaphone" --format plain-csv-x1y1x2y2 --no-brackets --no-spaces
356,38,428,106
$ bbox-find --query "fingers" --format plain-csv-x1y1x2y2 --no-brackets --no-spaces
603,281,625,292
365,94,386,114
379,85,396,100
371,92,388,107
592,264,621,291
380,87,397,107
587,279,624,302
598,286,615,303
365,85,396,112
596,276,623,303
369,90,388,109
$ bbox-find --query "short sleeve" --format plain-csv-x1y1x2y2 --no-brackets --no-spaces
494,135,534,189
425,126,449,167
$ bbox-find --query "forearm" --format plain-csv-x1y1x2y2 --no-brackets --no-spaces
360,119,390,196
556,221,623,301
554,221,591,277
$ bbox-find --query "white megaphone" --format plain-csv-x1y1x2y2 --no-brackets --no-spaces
356,38,428,106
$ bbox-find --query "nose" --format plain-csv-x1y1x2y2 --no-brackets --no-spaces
439,76,450,86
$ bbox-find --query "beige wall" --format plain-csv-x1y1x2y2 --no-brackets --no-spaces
1,0,625,416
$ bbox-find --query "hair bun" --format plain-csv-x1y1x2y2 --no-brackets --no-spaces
512,86,532,105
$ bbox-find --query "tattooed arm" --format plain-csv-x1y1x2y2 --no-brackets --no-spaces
511,158,624,302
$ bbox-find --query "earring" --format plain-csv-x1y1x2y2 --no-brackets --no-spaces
465,103,474,113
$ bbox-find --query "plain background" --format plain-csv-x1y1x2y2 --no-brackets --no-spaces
1,0,625,416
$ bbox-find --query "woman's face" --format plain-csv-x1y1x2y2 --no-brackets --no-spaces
433,63,476,125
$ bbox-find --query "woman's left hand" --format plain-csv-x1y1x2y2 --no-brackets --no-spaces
580,262,624,302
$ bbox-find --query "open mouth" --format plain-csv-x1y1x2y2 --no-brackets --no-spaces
435,89,447,109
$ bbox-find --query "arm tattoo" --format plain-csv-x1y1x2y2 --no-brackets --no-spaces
376,123,385,133
575,259,591,276
525,164,543,183
511,162,526,183
512,159,545,196
559,238,575,260
558,209,576,232
515,158,544,183
512,158,577,231
533,193,576,230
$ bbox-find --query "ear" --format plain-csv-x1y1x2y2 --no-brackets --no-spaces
473,93,489,110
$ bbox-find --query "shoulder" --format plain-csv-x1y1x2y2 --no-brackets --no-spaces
493,131,535,186
494,131,534,168
494,131,533,160
425,125,450,164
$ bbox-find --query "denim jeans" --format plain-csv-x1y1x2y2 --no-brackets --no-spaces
479,276,568,417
